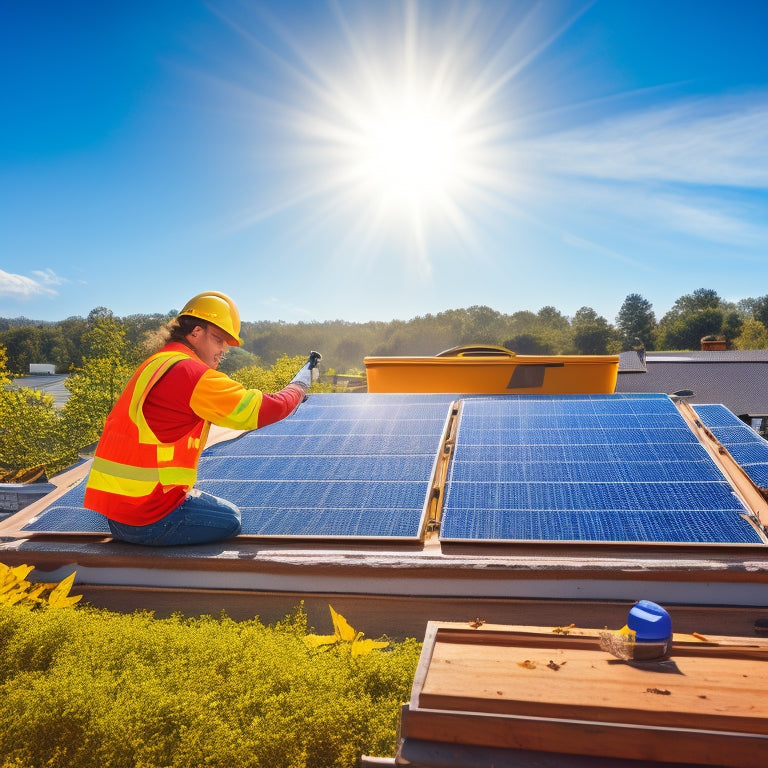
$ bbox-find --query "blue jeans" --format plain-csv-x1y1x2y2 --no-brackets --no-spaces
107,490,242,546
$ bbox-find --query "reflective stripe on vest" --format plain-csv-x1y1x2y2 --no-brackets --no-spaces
87,456,199,498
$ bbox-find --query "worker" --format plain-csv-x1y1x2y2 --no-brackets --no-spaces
84,291,319,546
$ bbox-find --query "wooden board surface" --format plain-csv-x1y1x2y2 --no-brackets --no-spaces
402,623,768,767
418,635,767,734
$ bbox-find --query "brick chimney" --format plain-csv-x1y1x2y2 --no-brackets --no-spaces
701,336,726,351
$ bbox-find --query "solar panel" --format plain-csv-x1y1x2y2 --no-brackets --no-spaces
440,395,763,545
197,393,453,539
23,393,454,541
18,392,766,547
693,404,768,489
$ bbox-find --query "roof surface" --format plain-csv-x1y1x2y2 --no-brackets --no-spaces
617,351,768,415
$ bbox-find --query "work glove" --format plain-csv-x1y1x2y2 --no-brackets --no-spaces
289,351,322,390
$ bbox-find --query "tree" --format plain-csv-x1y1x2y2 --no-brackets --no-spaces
0,342,74,472
661,288,721,322
218,347,262,374
657,308,725,350
232,355,332,394
750,295,768,330
503,334,554,354
82,309,126,360
0,386,67,471
721,311,743,346
62,312,133,451
733,319,768,350
616,293,656,351
571,307,619,355
0,343,9,386
656,288,732,350
537,306,570,330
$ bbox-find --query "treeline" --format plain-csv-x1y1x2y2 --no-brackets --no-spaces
0,307,321,473
3,289,768,376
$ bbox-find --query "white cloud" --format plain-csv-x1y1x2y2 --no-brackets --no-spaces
30,268,68,287
517,93,768,249
0,269,65,299
561,232,645,268
262,296,313,319
529,93,768,188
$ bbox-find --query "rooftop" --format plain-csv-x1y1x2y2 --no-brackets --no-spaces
2,391,767,639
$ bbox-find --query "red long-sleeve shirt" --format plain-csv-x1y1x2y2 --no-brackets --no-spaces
142,343,304,441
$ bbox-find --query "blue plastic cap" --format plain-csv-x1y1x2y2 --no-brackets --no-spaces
627,600,672,642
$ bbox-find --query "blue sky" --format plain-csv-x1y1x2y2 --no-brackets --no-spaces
2,0,767,327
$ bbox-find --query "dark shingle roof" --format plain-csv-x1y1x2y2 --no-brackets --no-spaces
616,351,768,415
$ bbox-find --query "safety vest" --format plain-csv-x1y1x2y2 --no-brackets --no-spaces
84,348,211,525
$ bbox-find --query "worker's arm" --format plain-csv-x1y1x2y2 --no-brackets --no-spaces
190,369,305,431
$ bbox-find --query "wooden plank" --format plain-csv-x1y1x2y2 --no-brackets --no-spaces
433,624,768,659
400,706,768,768
417,639,767,734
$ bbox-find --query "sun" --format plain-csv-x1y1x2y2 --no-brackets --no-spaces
357,102,461,203
284,33,490,265
222,1,572,267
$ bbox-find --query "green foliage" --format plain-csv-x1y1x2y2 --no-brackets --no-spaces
232,355,334,394
0,325,76,376
616,293,656,351
657,307,726,350
61,312,134,450
0,603,421,768
0,343,9,385
62,357,133,449
503,333,554,354
0,385,72,472
218,346,263,375
571,307,620,355
734,319,768,350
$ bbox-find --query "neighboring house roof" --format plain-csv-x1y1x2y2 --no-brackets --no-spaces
617,350,768,416
10,375,70,408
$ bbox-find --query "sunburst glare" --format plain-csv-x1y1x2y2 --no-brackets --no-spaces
220,0,577,273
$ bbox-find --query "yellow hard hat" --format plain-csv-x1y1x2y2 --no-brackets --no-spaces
177,291,243,346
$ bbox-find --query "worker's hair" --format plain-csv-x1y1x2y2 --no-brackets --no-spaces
142,316,209,355
168,315,209,344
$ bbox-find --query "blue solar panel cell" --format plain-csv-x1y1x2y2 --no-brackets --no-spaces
193,393,451,539
445,479,743,513
726,443,768,464
441,395,763,545
23,502,110,534
439,509,758,544
196,477,429,510
199,454,435,482
694,403,768,492
710,426,765,445
450,458,723,484
692,404,741,427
